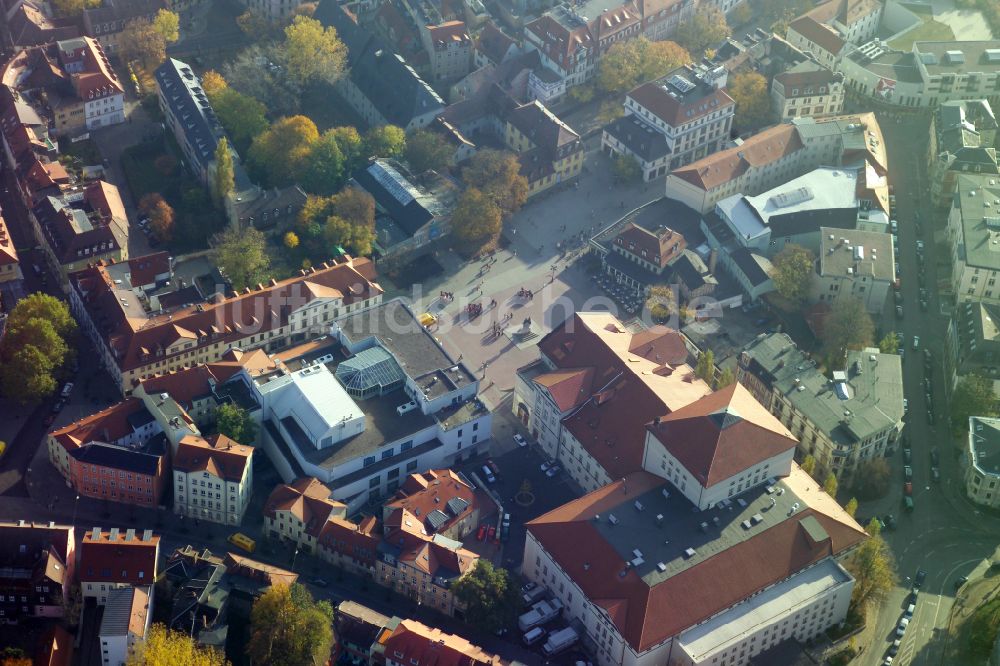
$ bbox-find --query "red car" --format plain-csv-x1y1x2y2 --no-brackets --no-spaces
487,459,500,475
904,482,913,496
477,525,487,541
487,525,496,541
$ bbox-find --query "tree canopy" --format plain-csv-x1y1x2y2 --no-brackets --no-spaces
611,154,642,183
451,560,520,633
404,129,452,175
820,297,874,360
0,293,76,403
596,38,690,94
207,81,270,154
300,132,347,195
212,226,271,292
462,149,528,217
851,458,891,501
951,374,999,432
878,331,900,354
450,188,502,254
296,189,377,259
248,116,321,187
644,285,676,323
213,138,236,206
139,193,176,243
152,9,180,43
674,7,731,55
119,18,168,70
823,472,838,498
215,403,258,444
247,583,335,666
128,624,230,666
844,519,897,611
280,15,348,86
771,244,814,303
728,71,773,130
364,125,406,159
695,349,715,383
50,0,99,18
223,45,303,117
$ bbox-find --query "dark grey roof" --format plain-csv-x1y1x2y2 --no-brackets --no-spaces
314,0,444,127
671,251,712,291
126,406,155,430
730,248,771,287
605,115,671,162
353,161,433,236
68,440,164,475
445,496,469,516
154,58,222,171
425,509,449,532
768,207,857,238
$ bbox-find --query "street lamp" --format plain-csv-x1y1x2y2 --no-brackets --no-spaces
71,495,80,525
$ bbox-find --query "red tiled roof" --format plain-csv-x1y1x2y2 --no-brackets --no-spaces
50,397,148,452
126,251,170,288
788,16,845,56
381,619,505,666
647,383,797,486
24,157,70,193
526,468,867,652
58,36,124,100
428,20,469,46
670,124,804,191
628,80,734,127
627,326,689,365
384,469,478,535
69,255,382,374
614,222,686,269
533,367,596,411
264,477,347,538
173,434,253,482
524,15,592,72
79,527,159,585
224,552,298,587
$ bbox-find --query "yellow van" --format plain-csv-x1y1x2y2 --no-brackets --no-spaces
227,532,256,553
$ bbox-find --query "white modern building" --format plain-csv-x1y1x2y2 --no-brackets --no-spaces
173,433,255,526
99,586,151,666
257,298,492,512
967,416,1000,508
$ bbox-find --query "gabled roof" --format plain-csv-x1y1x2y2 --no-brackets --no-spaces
174,434,253,483
381,619,505,666
648,383,796,486
264,477,347,537
79,527,159,585
614,222,686,269
533,367,596,411
670,124,804,191
383,469,480,536
628,77,734,127
788,16,845,56
476,21,516,65
50,397,151,453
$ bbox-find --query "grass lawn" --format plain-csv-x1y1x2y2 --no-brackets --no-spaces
889,16,956,50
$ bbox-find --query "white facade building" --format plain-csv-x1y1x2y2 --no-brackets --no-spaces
966,416,1000,508
948,174,1000,305
173,434,254,526
99,586,151,666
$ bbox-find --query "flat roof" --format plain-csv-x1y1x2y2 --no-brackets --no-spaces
589,474,810,585
677,557,850,660
953,174,1000,271
915,41,1000,75
819,227,895,281
740,167,861,233
741,334,903,445
336,299,476,387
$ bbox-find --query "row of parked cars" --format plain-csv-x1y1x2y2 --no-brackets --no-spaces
518,583,580,657
885,571,926,664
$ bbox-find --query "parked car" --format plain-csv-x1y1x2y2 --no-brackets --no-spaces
932,467,940,483
481,465,496,484
904,496,914,512
896,617,909,637
916,240,925,252
890,219,898,233
60,382,73,399
931,449,940,466
546,464,561,478
905,602,916,618
523,627,546,646
889,639,901,656
884,514,897,530
477,525,487,541
903,398,908,412
500,513,511,541
927,409,935,425
913,336,920,350
51,399,64,413
903,448,912,463
486,459,500,476
915,569,927,588
904,482,913,496
513,434,528,448
956,575,969,588
903,465,913,480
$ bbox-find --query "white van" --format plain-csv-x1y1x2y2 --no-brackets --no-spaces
481,465,496,483
523,627,546,645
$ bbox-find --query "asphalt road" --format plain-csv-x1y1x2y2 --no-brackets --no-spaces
856,110,1000,666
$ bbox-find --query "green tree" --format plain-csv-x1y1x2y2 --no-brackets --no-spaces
364,125,406,158
596,37,690,94
851,458,891,501
223,44,302,116
878,331,900,354
300,132,346,195
675,6,731,55
201,70,228,99
844,520,897,611
0,293,76,403
728,71,773,130
771,244,815,303
823,472,839,498
215,402,258,443
284,232,300,249
50,0,99,17
119,18,167,70
0,345,58,403
844,497,858,518
151,9,180,43
6,292,76,338
716,366,735,389
280,15,347,86
2,319,67,370
821,297,874,360
248,115,320,187
212,226,270,291
404,129,452,174
695,349,715,383
328,126,364,171
800,454,817,477
246,583,334,666
951,374,999,432
462,149,528,217
213,138,236,206
296,188,376,259
451,560,520,633
597,100,625,125
322,216,375,257
213,89,269,154
644,284,675,323
328,187,375,230
451,188,502,254
129,623,230,665
611,154,642,183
